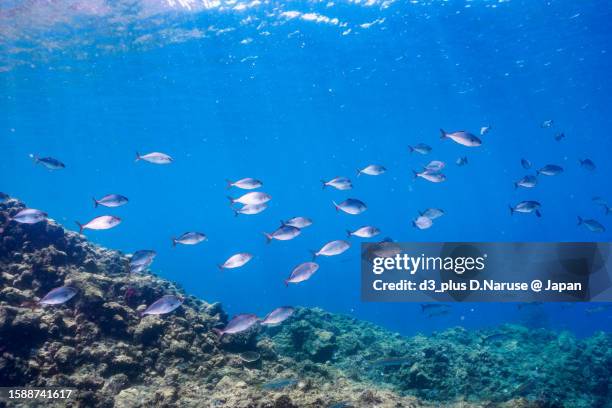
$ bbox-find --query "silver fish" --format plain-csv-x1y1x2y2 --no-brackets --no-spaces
234,203,268,216
226,178,263,190
541,119,554,128
480,126,491,135
577,217,605,233
413,216,433,230
424,160,445,172
93,194,128,208
408,143,431,154
285,262,319,285
521,158,532,169
419,208,444,220
357,164,386,176
39,286,77,305
282,216,313,229
514,175,538,189
333,198,367,215
456,156,468,166
135,152,173,164
537,164,563,176
142,295,183,316
510,201,541,217
322,176,352,190
173,232,207,247
219,253,253,269
264,225,301,243
579,159,596,171
30,154,65,170
413,170,446,183
12,208,47,224
261,306,295,325
347,226,381,238
214,314,259,338
312,240,350,258
76,215,121,233
440,129,482,147
364,238,401,261
130,250,156,273
228,191,271,205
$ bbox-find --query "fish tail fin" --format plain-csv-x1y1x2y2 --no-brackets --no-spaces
536,210,542,218
320,180,327,189
135,152,141,162
217,264,224,271
75,221,84,234
225,179,233,189
412,170,419,179
233,210,240,217
309,250,318,261
463,156,468,164
605,206,611,215
577,216,583,225
439,129,447,139
172,238,177,248
412,220,417,228
226,196,235,206
536,170,541,176
279,220,287,227
356,169,362,177
93,197,98,208
332,201,339,212
509,206,514,216
284,279,289,287
418,210,424,216
513,182,518,190
212,328,224,338
263,232,272,244
408,146,414,153
346,230,352,238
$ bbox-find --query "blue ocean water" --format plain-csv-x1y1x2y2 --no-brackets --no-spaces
1,0,611,337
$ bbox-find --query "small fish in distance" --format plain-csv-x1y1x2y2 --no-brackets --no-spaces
281,216,313,229
172,232,207,247
440,129,482,147
135,152,173,164
93,194,128,208
226,178,263,190
424,160,445,172
11,208,48,224
347,226,381,238
579,159,596,171
39,286,78,306
285,262,319,285
129,250,156,273
264,225,301,243
333,198,367,215
261,307,295,325
413,216,433,230
419,208,444,220
408,143,432,154
480,126,491,136
234,203,268,216
311,240,350,259
413,169,446,183
554,132,565,141
537,164,563,176
357,164,386,176
141,295,183,316
541,119,554,128
228,191,271,206
76,215,121,233
509,201,542,217
456,156,468,166
321,176,352,190
30,154,65,170
521,158,532,169
577,217,605,233
218,253,253,270
213,314,259,338
514,175,537,189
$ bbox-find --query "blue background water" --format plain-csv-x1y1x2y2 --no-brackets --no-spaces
1,0,611,337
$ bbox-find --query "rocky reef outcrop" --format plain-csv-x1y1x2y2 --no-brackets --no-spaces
0,198,610,408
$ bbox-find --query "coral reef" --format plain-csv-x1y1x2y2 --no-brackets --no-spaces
0,198,610,408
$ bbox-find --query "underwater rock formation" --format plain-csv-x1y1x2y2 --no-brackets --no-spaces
0,198,610,408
